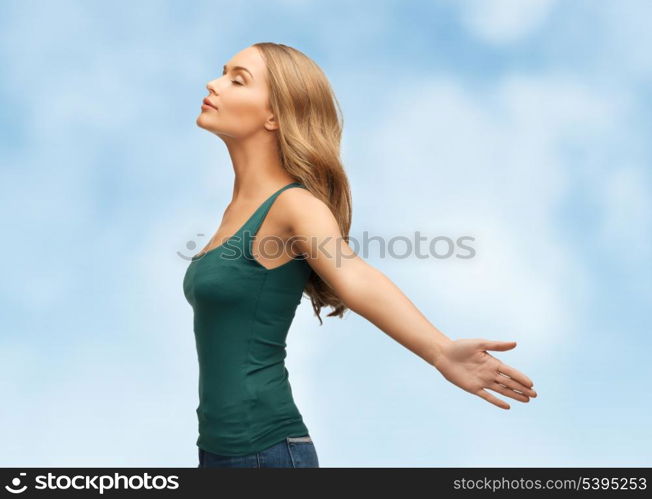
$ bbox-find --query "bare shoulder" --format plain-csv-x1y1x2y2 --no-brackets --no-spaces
276,186,341,236
276,185,359,289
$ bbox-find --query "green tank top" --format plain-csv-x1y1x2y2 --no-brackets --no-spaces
183,182,313,456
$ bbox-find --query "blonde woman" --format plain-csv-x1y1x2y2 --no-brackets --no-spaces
184,42,537,469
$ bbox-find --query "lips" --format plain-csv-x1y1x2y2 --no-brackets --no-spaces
202,98,218,110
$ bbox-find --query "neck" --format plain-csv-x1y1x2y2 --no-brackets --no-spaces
223,133,297,202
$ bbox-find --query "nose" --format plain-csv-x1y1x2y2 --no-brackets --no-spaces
206,79,220,95
206,74,226,95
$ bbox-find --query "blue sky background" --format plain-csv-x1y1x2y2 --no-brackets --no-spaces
1,0,650,467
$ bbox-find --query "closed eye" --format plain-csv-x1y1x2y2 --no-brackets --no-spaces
222,70,244,86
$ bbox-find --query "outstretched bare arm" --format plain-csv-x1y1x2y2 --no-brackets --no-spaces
284,190,537,410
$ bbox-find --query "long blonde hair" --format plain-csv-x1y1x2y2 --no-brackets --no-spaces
252,42,352,325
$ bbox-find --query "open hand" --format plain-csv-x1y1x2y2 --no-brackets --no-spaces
433,338,537,409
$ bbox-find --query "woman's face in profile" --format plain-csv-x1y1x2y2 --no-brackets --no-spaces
197,46,277,140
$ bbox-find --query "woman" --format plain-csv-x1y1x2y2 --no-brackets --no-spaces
184,42,537,469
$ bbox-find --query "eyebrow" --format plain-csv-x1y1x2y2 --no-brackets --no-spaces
223,64,254,80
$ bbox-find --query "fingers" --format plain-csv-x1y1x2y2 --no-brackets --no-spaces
476,388,510,410
497,363,535,390
495,372,537,398
490,380,530,403
482,340,517,352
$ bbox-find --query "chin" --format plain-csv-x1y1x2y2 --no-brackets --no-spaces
196,114,209,129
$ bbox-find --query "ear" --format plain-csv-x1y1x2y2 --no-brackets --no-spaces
264,112,279,131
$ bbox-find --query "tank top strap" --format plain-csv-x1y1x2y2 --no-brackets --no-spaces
241,182,306,259
244,182,305,236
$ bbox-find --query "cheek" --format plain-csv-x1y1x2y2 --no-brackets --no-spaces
223,92,268,126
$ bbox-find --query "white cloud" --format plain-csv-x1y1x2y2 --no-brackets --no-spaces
358,71,625,354
596,165,652,261
457,0,558,44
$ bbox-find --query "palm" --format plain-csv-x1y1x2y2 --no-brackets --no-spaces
434,338,537,409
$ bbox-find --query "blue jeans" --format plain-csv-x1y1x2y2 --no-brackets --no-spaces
197,435,319,468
